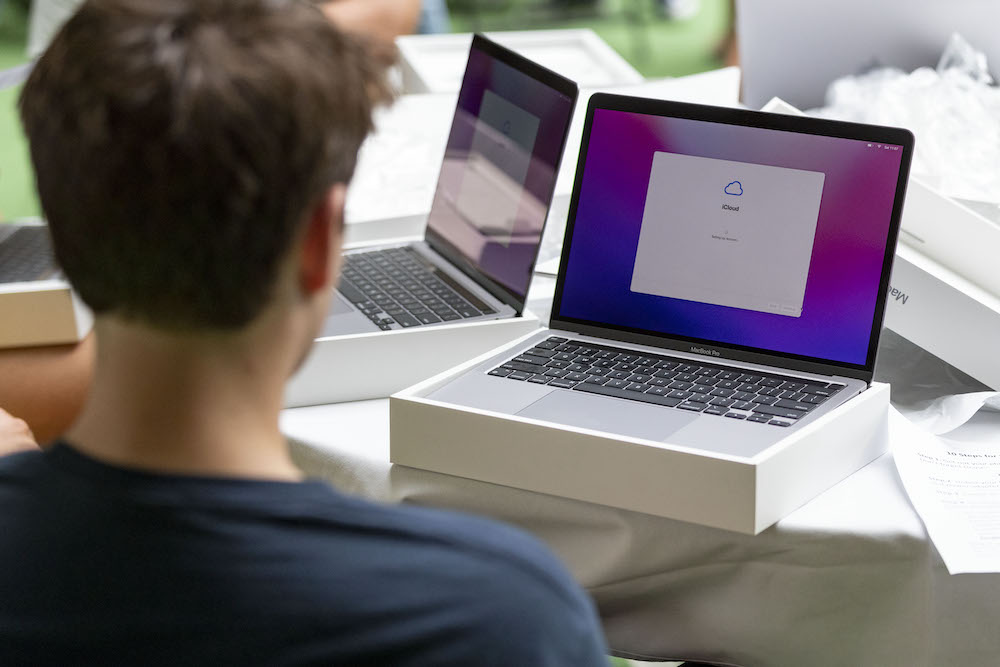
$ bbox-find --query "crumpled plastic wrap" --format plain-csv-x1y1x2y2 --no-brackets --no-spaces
810,34,1000,209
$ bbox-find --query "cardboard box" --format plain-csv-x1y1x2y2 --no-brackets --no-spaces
395,30,643,94
0,279,92,348
886,241,1000,390
285,306,541,408
883,179,1000,390
390,335,890,534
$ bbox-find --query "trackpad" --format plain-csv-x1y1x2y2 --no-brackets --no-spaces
516,391,698,442
329,292,355,315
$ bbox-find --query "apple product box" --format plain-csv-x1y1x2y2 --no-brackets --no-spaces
389,333,890,534
883,178,1000,390
0,279,92,348
886,241,1000,391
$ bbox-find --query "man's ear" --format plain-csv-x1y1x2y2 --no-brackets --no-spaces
299,184,346,295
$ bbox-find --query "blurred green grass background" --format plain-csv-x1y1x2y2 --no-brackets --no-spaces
0,0,731,220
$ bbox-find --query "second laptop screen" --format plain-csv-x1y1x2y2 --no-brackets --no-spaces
557,108,905,367
425,44,575,301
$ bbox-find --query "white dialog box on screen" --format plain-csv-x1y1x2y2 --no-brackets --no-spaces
454,90,540,246
630,151,825,317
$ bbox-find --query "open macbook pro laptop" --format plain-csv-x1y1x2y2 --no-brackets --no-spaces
321,34,577,336
428,95,914,458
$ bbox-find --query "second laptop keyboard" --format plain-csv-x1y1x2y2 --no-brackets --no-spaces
489,336,845,427
339,246,497,331
0,226,58,283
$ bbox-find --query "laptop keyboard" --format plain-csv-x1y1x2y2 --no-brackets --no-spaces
489,336,845,427
338,246,497,331
0,226,57,283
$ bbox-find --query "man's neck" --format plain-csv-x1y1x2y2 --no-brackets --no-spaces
66,317,303,481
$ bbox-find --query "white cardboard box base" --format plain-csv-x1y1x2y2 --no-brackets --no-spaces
390,336,890,534
0,280,92,348
285,311,540,407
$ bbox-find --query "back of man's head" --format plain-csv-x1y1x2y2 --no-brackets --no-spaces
20,0,393,331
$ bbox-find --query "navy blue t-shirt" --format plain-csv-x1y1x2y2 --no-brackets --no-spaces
0,443,608,665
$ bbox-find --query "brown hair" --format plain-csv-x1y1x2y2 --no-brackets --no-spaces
20,0,394,330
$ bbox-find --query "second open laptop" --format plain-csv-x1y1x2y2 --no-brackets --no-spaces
428,94,914,458
320,34,577,337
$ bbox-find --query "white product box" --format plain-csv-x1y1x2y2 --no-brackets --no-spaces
395,30,643,94
284,238,541,406
886,241,1000,390
390,335,890,534
883,178,1000,390
0,280,92,348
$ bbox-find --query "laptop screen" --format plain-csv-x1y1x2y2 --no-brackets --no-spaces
425,35,576,308
553,98,912,373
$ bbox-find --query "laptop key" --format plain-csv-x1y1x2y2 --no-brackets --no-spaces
724,412,748,420
625,383,650,393
508,371,532,381
505,361,546,374
668,390,692,399
415,312,442,325
751,404,804,419
515,354,550,366
769,420,792,427
527,375,551,384
773,399,812,412
337,280,367,304
677,401,708,412
704,406,728,416
747,414,771,423
573,382,682,407
394,313,420,328
548,378,579,388
488,368,512,377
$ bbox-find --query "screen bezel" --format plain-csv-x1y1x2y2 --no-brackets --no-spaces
550,94,914,383
424,33,578,315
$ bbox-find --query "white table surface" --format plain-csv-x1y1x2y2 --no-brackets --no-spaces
282,311,1000,667
286,63,1000,665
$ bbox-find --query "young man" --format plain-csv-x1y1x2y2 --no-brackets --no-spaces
0,1,609,663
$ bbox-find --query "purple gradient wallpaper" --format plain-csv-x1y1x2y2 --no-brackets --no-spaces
557,109,905,366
